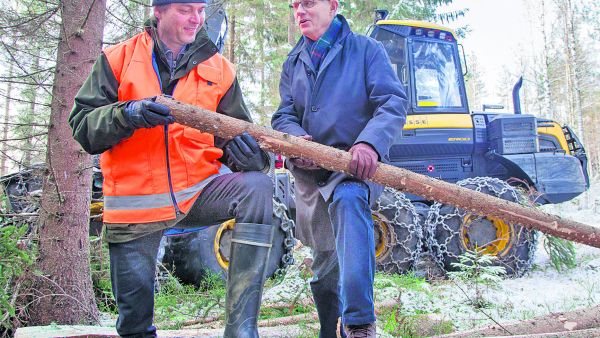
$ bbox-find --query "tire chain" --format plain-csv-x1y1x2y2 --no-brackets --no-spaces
425,177,538,277
375,187,423,273
272,196,296,276
267,153,296,277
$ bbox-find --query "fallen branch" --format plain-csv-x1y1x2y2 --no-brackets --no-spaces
434,305,600,337
262,299,314,310
156,96,600,248
168,315,222,328
500,327,600,338
257,312,319,327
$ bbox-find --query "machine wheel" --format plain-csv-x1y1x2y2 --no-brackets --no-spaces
161,198,295,286
373,187,422,274
426,177,538,277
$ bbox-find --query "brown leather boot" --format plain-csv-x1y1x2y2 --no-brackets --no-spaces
344,322,376,338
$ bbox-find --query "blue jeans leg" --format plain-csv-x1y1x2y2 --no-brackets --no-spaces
328,180,376,326
109,230,164,338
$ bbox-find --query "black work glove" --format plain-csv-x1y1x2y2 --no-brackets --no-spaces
225,132,268,172
123,99,175,129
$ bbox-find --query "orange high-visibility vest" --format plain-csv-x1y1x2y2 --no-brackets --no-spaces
100,31,235,223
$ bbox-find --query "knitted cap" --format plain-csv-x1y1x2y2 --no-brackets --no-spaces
152,0,207,5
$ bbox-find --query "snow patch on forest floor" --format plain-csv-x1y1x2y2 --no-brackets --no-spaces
263,182,600,333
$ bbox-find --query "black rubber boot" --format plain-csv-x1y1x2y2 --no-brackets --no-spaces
223,223,276,338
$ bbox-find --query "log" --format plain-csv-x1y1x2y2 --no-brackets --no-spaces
434,305,600,337
503,328,600,338
257,299,399,327
258,312,319,327
156,96,600,248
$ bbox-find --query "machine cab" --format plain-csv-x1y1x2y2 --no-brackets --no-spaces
370,20,469,115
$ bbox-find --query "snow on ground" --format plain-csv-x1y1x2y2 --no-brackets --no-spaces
376,181,600,331
262,182,600,333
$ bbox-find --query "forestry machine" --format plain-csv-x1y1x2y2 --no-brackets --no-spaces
351,10,590,276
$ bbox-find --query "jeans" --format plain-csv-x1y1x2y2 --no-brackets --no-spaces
108,172,273,337
311,180,376,337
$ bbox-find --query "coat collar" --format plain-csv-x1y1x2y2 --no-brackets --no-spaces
288,14,352,57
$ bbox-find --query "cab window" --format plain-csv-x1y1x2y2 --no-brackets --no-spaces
412,40,463,108
372,29,408,94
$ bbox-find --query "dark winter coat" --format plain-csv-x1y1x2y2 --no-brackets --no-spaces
271,15,407,250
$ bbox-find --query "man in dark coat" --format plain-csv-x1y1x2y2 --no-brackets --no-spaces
271,0,407,336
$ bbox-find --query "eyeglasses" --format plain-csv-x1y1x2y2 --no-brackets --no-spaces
289,0,327,10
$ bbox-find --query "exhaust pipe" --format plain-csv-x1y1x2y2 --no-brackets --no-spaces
512,76,523,115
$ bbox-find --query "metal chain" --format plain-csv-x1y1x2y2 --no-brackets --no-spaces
425,177,538,277
375,187,423,273
272,194,296,276
266,154,296,277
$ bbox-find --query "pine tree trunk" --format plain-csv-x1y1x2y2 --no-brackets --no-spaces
1,63,13,176
23,53,41,167
540,0,553,120
228,14,236,64
288,0,296,45
156,95,600,248
144,0,152,21
561,0,588,208
28,0,106,325
258,2,267,125
565,0,584,145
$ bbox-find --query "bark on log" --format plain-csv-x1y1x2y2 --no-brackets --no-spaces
156,96,600,248
258,312,319,327
502,328,600,338
434,305,600,337
256,300,399,327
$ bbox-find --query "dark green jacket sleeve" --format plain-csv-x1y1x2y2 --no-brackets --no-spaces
68,54,134,155
214,77,271,171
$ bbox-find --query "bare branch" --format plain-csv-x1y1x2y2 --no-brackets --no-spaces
0,6,58,30
0,132,48,143
0,92,52,108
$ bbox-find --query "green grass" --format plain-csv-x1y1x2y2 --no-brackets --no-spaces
374,271,428,292
380,305,454,338
0,215,35,332
89,237,117,315
154,272,226,329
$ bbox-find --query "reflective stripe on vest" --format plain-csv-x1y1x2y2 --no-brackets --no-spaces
104,165,231,210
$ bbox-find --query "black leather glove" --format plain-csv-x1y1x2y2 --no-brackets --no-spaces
123,99,174,129
225,132,268,172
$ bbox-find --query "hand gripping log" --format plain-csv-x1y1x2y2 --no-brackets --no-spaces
156,95,600,248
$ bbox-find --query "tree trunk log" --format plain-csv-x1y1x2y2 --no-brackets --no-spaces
503,328,600,338
258,312,319,327
1,63,13,176
156,96,600,248
434,305,600,337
